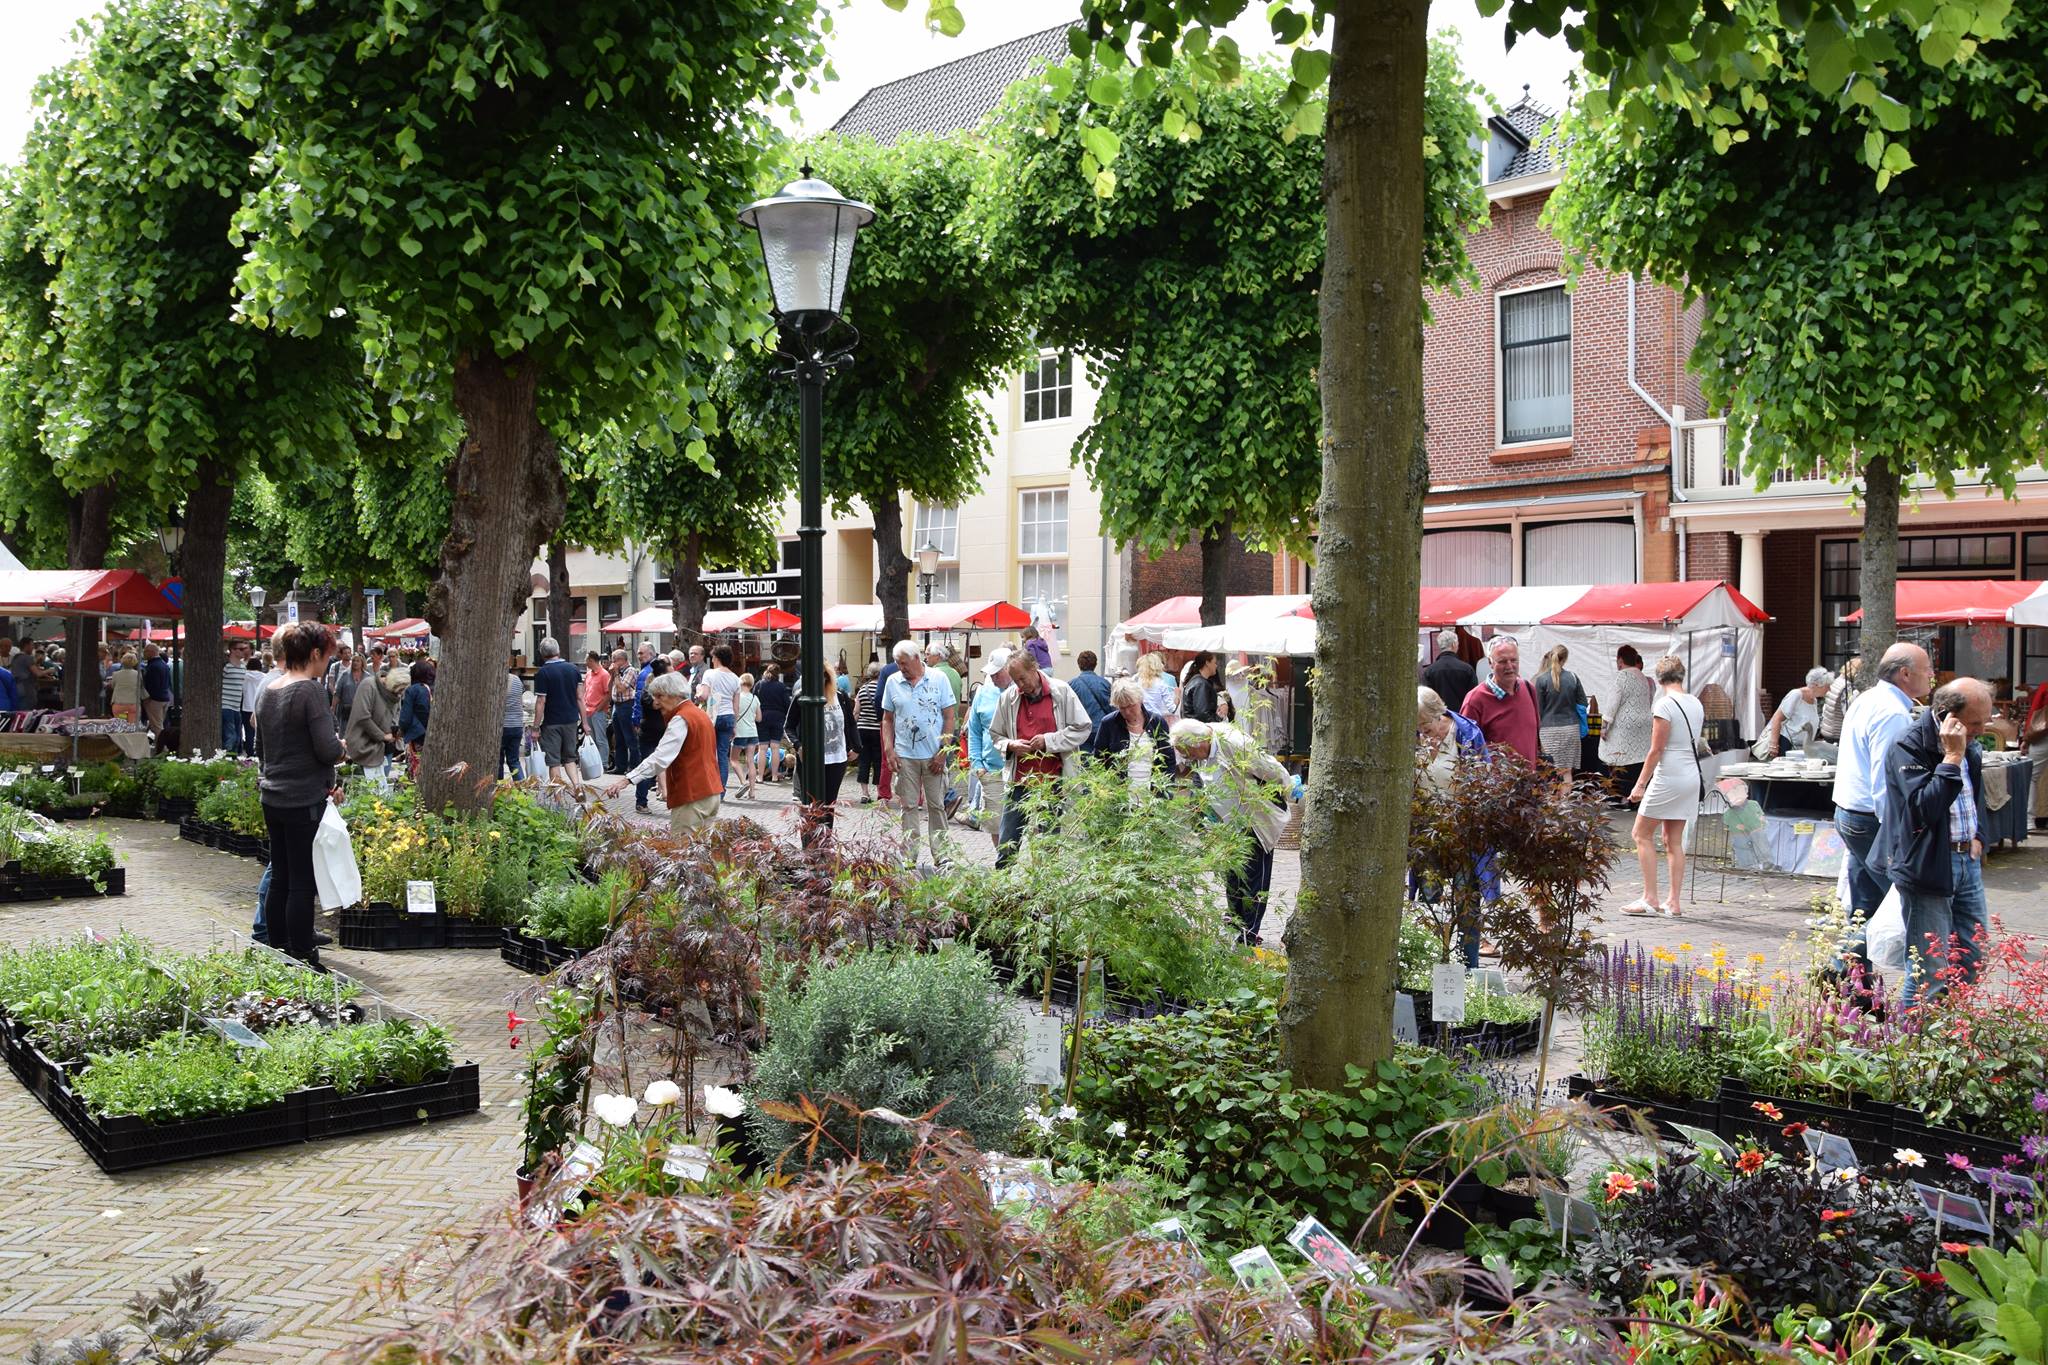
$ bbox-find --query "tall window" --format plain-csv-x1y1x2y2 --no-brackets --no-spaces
912,504,960,604
1820,533,2019,675
1022,352,1074,423
1500,285,1571,444
598,594,622,629
1018,487,1069,622
2027,534,2048,688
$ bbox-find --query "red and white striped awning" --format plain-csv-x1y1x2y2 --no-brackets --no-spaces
820,600,1034,634
1418,581,1766,631
1838,579,2044,626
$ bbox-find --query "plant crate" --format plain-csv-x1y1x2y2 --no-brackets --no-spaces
302,1063,480,1140
1716,1077,1900,1152
156,797,195,825
500,927,586,976
338,902,445,951
0,866,126,903
178,814,209,845
220,831,269,861
1406,991,1542,1057
1892,1114,2023,1171
441,916,505,950
1566,1075,1721,1141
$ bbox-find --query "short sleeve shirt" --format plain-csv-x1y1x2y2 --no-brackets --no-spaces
881,670,956,761
1774,689,1820,750
704,667,740,720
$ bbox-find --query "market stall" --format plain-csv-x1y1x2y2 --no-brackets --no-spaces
0,570,181,760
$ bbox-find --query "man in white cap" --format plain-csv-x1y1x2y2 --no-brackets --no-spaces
963,647,1012,834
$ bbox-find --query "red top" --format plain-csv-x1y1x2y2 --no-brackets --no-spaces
1460,680,1541,764
582,665,610,715
659,702,722,808
1014,688,1063,780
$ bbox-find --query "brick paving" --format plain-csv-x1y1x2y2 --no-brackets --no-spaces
3,793,2042,1359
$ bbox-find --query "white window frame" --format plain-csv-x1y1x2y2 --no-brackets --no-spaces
1017,487,1069,560
1494,281,1572,448
1021,350,1075,425
912,503,960,562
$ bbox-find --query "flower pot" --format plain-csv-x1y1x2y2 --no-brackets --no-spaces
516,1168,537,1206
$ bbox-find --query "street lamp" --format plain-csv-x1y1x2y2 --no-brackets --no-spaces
155,515,184,575
740,167,875,808
916,540,941,646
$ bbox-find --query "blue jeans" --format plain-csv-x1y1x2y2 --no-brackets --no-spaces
1833,806,1885,970
501,727,522,779
714,714,735,791
1900,850,1989,1009
252,862,271,943
221,708,244,756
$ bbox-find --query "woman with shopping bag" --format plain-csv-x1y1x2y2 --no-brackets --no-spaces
255,622,345,968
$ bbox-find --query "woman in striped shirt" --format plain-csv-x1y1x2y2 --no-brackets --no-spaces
854,663,883,803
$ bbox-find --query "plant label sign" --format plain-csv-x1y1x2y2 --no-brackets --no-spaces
1911,1181,1992,1236
529,1141,605,1229
405,880,436,916
201,1017,268,1050
1392,992,1418,1045
1800,1128,1859,1176
38,765,53,775
1968,1166,2040,1201
981,1154,1055,1208
1429,964,1466,1023
0,771,17,787
1228,1245,1288,1297
1669,1122,1735,1162
1003,1003,1065,1088
661,1143,712,1183
1287,1214,1371,1281
1540,1187,1601,1237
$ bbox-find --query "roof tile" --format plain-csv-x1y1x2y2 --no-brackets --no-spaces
831,24,1076,143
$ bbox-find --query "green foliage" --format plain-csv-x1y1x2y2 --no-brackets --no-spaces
194,765,265,836
952,758,1255,1004
1941,1232,2048,1360
73,1020,452,1122
0,805,119,888
27,1268,261,1365
155,759,246,804
1057,984,1481,1249
748,947,1025,1166
982,48,1481,561
517,989,594,1177
522,872,627,953
1550,0,2048,500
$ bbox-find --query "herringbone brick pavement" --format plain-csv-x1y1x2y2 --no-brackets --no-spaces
0,819,529,1362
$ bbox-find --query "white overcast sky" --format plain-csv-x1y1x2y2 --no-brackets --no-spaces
0,0,1576,165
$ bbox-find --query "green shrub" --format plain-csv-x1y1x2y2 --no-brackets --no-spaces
1055,986,1481,1250
155,758,244,804
522,871,627,952
748,946,1025,1166
195,766,264,835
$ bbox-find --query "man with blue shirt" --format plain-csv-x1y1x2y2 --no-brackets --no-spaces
1831,642,1933,972
531,636,585,788
1069,650,1112,725
880,637,956,869
1879,676,1993,1007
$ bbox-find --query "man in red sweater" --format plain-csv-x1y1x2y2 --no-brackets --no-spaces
1459,636,1540,763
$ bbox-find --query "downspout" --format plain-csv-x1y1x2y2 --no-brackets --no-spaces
1627,275,1687,579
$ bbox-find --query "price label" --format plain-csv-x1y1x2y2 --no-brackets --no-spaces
405,880,436,915
1912,1180,1992,1235
661,1143,712,1183
0,771,18,787
1429,963,1467,1024
1392,992,1418,1045
1228,1245,1288,1296
1540,1187,1602,1236
1793,821,1816,836
1006,1005,1066,1087
1800,1127,1859,1176
39,765,53,775
202,1017,269,1050
528,1140,604,1228
1287,1214,1370,1281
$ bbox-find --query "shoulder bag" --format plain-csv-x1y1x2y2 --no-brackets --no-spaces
1675,697,1708,804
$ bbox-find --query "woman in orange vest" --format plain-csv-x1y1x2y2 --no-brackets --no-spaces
602,672,721,832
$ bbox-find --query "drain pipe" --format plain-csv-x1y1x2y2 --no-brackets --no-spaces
1627,275,1688,579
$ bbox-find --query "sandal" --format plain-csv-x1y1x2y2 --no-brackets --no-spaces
1661,903,1684,917
1620,899,1656,916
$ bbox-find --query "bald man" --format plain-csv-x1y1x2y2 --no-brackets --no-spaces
1879,675,1994,1008
1831,642,1934,974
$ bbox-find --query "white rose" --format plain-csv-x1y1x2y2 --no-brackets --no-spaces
703,1084,746,1119
643,1080,682,1108
591,1093,639,1128
1107,1120,1129,1138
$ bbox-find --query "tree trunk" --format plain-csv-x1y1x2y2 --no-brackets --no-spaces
1199,520,1231,627
873,496,911,651
667,530,709,642
180,462,233,753
1281,0,1429,1090
420,351,565,812
1857,457,1901,685
547,540,575,660
349,581,368,654
62,486,117,714
386,586,409,622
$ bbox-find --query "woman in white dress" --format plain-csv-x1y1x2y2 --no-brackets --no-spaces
1625,655,1706,917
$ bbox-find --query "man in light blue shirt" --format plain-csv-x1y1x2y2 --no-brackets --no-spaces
881,638,957,868
964,648,1012,834
1831,641,1932,965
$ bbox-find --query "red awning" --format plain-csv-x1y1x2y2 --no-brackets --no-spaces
701,606,801,632
1540,581,1768,630
1417,587,1509,627
909,600,1032,631
222,622,279,640
602,608,675,634
1843,579,2044,626
367,617,431,640
0,570,182,619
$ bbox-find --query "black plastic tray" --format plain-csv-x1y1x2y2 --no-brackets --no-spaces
1566,1075,1722,1141
441,916,505,950
301,1064,481,1140
338,902,444,951
500,926,586,975
0,866,126,903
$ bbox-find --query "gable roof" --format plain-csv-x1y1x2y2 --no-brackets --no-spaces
831,24,1076,143
1486,91,1565,181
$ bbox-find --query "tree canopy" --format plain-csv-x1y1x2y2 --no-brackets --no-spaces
984,49,1482,624
1549,0,2048,657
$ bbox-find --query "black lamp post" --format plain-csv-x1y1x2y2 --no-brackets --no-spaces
916,540,941,647
739,168,875,807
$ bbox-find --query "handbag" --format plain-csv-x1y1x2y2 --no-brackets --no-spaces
1675,700,1708,804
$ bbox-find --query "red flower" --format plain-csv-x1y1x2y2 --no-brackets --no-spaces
1782,1122,1808,1138
1904,1269,1946,1288
1820,1209,1854,1222
1604,1171,1644,1200
1752,1101,1785,1121
1736,1150,1767,1175
1941,1241,1974,1255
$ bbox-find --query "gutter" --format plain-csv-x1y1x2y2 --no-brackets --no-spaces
1626,275,1688,578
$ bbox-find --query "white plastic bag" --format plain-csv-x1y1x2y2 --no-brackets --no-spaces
523,747,548,782
1865,885,1908,981
577,735,602,780
311,801,361,911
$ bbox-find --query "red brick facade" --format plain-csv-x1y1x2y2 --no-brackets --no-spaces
1126,539,1275,615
